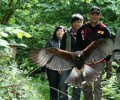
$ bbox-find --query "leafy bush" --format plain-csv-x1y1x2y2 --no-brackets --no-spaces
0,24,32,47
102,74,120,100
0,47,46,100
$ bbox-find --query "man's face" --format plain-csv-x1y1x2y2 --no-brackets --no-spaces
72,20,83,31
89,12,102,23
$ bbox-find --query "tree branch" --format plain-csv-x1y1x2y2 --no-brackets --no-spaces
0,83,21,88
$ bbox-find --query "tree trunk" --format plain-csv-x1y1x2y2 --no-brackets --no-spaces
10,45,17,59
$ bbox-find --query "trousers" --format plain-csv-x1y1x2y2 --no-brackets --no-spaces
47,68,60,100
83,63,105,100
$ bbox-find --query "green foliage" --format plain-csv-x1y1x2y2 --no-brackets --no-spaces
0,24,32,47
0,39,9,47
28,70,120,100
102,74,120,100
0,47,46,99
8,0,119,50
0,0,120,99
90,0,120,35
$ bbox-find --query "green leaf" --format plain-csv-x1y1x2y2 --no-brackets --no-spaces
0,90,5,95
17,32,23,39
0,31,8,37
0,97,4,100
22,85,29,90
2,0,8,4
11,98,17,100
24,33,32,38
0,39,9,47
18,43,27,47
8,18,16,24
13,0,17,4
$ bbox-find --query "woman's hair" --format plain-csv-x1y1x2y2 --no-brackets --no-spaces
71,13,83,24
53,26,65,39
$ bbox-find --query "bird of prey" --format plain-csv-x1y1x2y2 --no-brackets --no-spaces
30,38,113,88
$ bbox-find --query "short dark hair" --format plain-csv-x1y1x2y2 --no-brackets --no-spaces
90,6,101,13
71,14,83,24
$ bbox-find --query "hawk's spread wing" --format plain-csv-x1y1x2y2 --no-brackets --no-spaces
83,38,113,64
30,48,53,67
30,48,73,70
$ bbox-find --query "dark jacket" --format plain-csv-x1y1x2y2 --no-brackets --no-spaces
76,22,111,61
45,38,61,49
61,28,76,52
76,22,111,51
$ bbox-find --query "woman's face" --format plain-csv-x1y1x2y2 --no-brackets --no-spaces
72,20,83,31
56,28,64,39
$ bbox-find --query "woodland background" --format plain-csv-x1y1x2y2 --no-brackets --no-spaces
0,0,120,100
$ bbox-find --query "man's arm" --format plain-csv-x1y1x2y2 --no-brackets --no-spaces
104,27,113,79
75,27,85,51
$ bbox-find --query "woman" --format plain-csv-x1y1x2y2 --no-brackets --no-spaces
59,13,84,100
45,26,65,100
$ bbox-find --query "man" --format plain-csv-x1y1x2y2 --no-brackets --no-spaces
60,13,84,100
112,28,120,84
112,28,120,65
76,6,112,100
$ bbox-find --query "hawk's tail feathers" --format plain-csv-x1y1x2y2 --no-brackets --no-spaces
82,64,99,85
65,67,83,88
